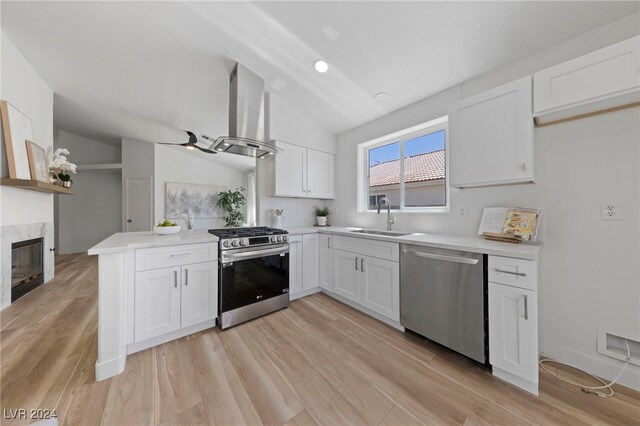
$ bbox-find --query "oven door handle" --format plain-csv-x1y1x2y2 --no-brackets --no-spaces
223,246,289,262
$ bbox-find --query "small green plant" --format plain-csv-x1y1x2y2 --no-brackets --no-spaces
315,207,330,217
217,187,246,228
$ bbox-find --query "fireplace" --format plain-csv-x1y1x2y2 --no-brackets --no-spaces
11,237,44,302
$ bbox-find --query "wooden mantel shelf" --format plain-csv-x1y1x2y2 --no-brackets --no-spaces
0,178,74,195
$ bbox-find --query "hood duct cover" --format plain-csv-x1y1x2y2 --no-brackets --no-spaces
208,63,280,158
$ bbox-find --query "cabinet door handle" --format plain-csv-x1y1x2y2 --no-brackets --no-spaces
360,258,364,272
185,269,188,286
328,238,331,249
174,270,178,288
355,257,359,271
170,252,191,258
494,268,526,277
522,295,528,320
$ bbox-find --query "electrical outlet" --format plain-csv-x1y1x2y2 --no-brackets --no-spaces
457,205,467,218
295,208,301,216
333,207,339,215
600,202,622,221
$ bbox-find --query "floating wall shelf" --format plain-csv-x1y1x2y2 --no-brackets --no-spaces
0,178,74,195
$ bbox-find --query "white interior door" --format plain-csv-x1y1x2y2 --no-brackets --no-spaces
125,177,152,232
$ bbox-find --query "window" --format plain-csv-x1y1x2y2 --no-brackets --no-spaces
368,194,388,209
358,117,448,212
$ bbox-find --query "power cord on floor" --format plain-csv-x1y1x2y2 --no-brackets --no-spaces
539,339,631,398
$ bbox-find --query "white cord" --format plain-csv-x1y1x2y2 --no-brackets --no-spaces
539,339,631,398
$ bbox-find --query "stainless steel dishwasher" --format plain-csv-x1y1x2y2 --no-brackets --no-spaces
400,244,488,364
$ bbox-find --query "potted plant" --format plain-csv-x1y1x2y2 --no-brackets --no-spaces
315,207,330,226
217,187,246,228
49,148,77,188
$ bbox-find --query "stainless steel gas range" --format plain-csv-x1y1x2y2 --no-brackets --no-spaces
208,227,290,329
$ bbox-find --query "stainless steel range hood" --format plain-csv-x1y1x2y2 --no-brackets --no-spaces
207,63,280,158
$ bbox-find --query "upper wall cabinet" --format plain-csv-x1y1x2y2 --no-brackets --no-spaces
274,140,335,199
534,36,640,126
449,76,534,188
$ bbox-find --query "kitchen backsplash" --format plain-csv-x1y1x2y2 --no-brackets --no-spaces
258,196,330,228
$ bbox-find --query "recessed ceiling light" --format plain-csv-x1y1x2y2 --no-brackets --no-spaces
374,92,390,102
314,59,329,73
223,142,230,146
268,152,274,155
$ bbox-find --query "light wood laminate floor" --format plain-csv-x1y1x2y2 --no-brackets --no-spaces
1,254,639,425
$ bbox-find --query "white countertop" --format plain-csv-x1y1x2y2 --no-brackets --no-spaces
285,226,542,260
88,230,219,255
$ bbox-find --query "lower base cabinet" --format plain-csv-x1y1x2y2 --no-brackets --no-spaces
332,245,400,322
289,233,320,299
135,261,217,342
361,256,400,321
489,282,538,384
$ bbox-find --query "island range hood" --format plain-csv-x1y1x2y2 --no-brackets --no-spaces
206,63,280,158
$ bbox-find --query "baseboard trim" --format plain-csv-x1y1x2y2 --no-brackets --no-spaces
126,319,216,355
319,290,404,331
541,340,640,391
492,367,539,395
95,349,127,381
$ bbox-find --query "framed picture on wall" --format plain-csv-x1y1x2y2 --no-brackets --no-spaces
0,100,34,179
25,140,49,182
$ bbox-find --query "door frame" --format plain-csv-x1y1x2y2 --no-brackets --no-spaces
124,176,153,232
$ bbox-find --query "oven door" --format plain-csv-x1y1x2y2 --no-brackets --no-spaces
219,244,289,313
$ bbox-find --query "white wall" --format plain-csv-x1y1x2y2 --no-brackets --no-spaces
331,14,640,389
54,130,121,253
154,144,246,229
0,32,54,227
0,32,55,309
256,92,336,227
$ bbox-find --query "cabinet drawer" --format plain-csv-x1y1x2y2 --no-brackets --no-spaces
136,243,217,271
333,236,399,262
488,256,536,291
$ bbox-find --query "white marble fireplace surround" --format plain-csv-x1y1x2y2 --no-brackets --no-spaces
1,222,54,309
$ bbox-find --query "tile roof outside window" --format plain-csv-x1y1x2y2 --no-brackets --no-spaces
369,149,445,187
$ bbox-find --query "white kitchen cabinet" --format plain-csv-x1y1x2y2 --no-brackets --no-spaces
181,262,217,328
135,260,217,342
332,242,400,323
333,249,361,304
288,235,303,296
449,76,534,188
319,234,333,292
302,234,319,291
135,266,181,341
361,256,400,322
275,141,307,198
289,233,321,300
534,36,640,126
489,282,538,386
274,140,335,199
307,149,335,199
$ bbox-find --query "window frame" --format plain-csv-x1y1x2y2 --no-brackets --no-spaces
357,116,449,213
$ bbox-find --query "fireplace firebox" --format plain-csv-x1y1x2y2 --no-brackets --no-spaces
11,237,44,302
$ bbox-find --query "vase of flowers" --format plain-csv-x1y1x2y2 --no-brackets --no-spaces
49,148,77,188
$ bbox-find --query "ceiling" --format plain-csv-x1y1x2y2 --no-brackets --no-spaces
1,1,637,168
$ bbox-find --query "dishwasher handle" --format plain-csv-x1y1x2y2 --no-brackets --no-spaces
403,248,479,265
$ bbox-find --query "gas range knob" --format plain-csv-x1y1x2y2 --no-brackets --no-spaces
223,240,230,248
239,240,246,246
270,236,277,243
282,235,288,242
277,236,283,242
231,240,239,247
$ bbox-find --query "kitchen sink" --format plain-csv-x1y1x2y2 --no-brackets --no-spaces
349,229,411,237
